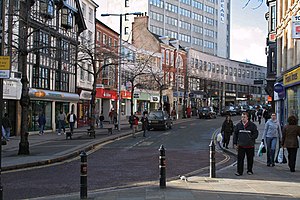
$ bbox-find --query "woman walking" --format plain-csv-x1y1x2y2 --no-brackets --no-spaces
221,115,234,149
282,115,300,172
262,113,282,167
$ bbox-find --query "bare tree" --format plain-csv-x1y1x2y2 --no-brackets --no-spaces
77,42,118,133
242,0,263,9
147,65,165,110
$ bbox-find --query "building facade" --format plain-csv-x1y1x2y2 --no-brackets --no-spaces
3,0,86,134
98,0,231,58
275,0,300,123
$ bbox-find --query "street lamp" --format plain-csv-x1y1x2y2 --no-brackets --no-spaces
101,12,142,131
170,40,179,120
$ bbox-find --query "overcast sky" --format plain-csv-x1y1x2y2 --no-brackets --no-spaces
230,1,268,67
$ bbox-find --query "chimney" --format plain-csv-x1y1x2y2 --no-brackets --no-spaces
132,15,149,44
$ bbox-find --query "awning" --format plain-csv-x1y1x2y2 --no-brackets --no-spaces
29,88,80,102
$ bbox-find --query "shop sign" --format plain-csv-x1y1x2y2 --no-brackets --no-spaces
292,16,300,39
283,67,300,86
121,90,131,99
96,88,117,99
219,0,225,23
29,89,80,101
225,92,236,97
133,93,139,98
0,56,11,79
80,90,92,100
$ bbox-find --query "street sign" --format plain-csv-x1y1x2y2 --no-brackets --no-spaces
0,56,11,79
254,80,263,85
292,16,300,39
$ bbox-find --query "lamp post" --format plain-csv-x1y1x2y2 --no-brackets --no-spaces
0,0,4,197
101,12,142,131
170,40,179,120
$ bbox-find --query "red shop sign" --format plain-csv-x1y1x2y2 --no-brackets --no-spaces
121,90,131,99
96,88,117,100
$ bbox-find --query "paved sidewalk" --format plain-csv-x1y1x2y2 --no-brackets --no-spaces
29,119,300,200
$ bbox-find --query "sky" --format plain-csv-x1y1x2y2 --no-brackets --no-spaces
230,0,268,67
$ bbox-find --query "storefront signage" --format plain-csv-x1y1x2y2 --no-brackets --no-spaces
133,93,140,98
292,16,300,39
0,56,11,79
29,89,80,101
121,91,131,99
96,88,117,99
225,92,236,97
3,79,22,100
79,90,92,100
283,67,300,86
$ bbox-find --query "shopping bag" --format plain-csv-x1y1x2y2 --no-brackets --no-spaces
216,132,223,143
275,147,287,164
257,142,265,157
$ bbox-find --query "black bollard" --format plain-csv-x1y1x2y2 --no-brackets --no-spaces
80,151,87,199
209,140,216,178
159,145,166,188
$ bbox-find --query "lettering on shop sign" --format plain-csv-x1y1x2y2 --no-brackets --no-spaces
285,73,298,83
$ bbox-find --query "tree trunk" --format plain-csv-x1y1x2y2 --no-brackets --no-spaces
130,80,134,116
18,0,30,155
159,86,163,110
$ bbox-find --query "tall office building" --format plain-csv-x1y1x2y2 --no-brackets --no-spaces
98,0,231,58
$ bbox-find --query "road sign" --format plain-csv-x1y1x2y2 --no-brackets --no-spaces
0,56,11,79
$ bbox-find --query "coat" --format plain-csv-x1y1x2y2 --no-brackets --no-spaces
233,120,258,147
221,120,234,135
282,125,300,148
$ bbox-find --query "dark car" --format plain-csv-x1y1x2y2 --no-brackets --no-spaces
220,106,237,116
148,111,172,130
198,107,217,119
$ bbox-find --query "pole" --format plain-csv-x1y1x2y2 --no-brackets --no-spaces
209,140,216,178
175,46,179,120
117,15,122,131
159,145,166,188
80,151,87,199
0,0,5,198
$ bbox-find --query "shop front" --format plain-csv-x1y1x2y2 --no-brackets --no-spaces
3,79,22,136
28,89,79,133
225,92,236,106
77,89,92,127
283,67,300,122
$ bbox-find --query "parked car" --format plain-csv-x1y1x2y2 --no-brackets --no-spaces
148,110,172,130
220,106,237,116
198,107,217,119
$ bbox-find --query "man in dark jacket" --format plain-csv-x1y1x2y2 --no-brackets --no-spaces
233,112,259,176
2,113,12,141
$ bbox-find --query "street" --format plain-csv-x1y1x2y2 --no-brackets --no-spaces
1,116,236,199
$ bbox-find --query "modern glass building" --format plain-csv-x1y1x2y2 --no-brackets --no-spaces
98,0,231,59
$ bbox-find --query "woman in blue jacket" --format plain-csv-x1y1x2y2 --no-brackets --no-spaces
262,113,282,167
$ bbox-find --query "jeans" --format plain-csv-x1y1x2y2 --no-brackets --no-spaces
3,127,11,140
58,120,65,133
266,137,277,165
69,122,75,133
39,125,45,134
100,121,103,128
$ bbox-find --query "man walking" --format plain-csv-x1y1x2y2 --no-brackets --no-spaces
67,110,77,134
2,113,12,141
38,113,46,135
233,112,259,176
57,110,67,135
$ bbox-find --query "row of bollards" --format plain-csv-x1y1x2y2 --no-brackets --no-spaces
79,142,215,198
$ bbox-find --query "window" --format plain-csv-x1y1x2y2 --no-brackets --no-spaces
161,49,165,64
32,65,50,89
270,5,276,31
40,0,54,19
199,60,202,70
55,71,69,92
88,8,93,22
61,40,70,61
195,59,198,69
81,67,85,80
97,31,101,42
225,66,228,75
38,31,50,54
229,67,232,76
212,64,215,73
207,62,211,71
234,68,237,76
166,50,169,65
61,8,73,29
221,65,224,74
102,34,107,45
204,61,207,71
216,64,219,73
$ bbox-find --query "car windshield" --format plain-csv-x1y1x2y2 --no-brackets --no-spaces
149,111,164,119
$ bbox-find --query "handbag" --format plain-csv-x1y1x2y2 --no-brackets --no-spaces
257,142,266,157
275,147,287,164
216,132,223,142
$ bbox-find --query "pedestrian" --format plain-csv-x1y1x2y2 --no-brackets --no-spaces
132,112,139,138
233,112,259,176
128,114,134,129
251,110,257,122
109,109,114,124
257,108,263,124
57,110,67,135
141,113,149,137
221,115,234,149
282,115,300,172
2,113,12,141
113,111,118,129
263,108,270,123
99,114,104,129
262,113,282,167
38,113,46,135
67,110,77,134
